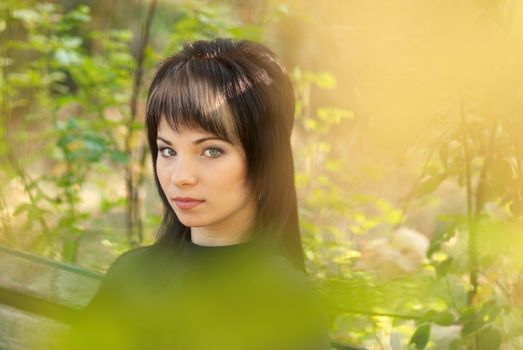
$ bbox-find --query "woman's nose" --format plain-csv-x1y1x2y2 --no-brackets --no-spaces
170,157,197,187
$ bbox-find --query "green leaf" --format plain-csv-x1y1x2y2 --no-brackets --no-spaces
435,257,453,277
66,5,91,23
477,327,501,350
420,310,437,323
410,324,431,350
461,314,485,335
100,197,126,213
427,224,457,257
13,203,31,216
110,150,129,164
433,311,455,326
12,9,41,27
317,107,353,125
416,173,447,197
131,120,144,130
314,72,336,89
54,48,81,65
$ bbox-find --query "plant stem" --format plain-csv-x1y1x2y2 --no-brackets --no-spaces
474,119,497,216
459,93,477,304
1,8,52,245
125,0,157,247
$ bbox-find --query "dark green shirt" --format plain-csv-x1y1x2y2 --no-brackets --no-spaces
60,237,331,350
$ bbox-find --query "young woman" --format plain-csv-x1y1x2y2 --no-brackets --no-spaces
61,38,331,350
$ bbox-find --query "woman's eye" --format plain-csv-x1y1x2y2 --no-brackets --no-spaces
203,147,223,158
159,147,176,158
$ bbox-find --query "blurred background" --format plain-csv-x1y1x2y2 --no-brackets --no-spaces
1,0,523,349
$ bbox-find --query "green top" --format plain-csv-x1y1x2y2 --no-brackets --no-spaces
57,235,331,350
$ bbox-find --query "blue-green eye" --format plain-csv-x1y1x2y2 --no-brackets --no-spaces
159,147,176,158
203,147,223,158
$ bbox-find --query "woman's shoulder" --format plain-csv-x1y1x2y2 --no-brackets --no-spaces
106,244,154,272
253,252,318,290
85,244,165,306
100,245,157,283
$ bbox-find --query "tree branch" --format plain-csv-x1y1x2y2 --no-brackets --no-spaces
124,0,158,246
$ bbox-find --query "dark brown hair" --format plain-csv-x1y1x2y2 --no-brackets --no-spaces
145,38,305,272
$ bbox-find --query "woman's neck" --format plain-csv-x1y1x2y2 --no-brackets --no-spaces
190,195,258,247
190,227,254,246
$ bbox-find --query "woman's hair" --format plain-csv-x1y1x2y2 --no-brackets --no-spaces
145,38,305,272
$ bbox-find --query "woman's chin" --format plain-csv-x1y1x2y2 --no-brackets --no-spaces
175,215,205,228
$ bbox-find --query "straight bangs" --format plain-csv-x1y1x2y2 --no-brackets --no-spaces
147,59,240,144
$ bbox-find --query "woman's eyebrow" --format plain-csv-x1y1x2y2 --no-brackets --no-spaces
193,136,224,145
156,136,224,145
156,136,172,145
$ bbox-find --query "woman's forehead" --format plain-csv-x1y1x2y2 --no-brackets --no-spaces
157,119,217,138
156,114,241,145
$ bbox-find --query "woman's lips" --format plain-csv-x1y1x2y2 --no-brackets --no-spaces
173,197,205,210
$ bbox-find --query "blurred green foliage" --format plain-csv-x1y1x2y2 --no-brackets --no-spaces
1,1,523,349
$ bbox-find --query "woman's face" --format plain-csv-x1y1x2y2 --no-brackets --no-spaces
155,118,257,244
